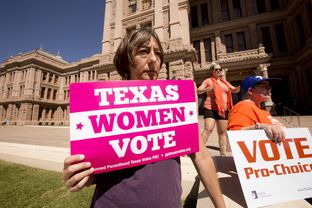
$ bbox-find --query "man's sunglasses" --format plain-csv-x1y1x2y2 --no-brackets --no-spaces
214,68,222,71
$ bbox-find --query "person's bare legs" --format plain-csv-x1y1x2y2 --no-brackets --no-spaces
202,118,216,144
216,119,228,156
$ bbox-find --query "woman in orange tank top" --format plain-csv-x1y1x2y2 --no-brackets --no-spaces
197,62,240,156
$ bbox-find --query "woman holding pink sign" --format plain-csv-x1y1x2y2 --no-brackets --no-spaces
63,27,226,208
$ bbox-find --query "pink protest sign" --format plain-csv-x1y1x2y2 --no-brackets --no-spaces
70,80,199,174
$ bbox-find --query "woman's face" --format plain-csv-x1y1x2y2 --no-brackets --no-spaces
129,37,161,80
211,64,223,78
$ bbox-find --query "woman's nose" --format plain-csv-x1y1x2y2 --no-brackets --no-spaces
148,50,157,62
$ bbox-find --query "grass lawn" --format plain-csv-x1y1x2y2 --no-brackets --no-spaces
0,160,95,208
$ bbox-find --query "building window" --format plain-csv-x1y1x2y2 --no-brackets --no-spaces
256,0,266,13
191,6,199,28
7,87,11,98
47,88,52,100
42,72,47,81
270,0,280,11
53,89,57,100
129,0,137,14
204,38,212,62
221,0,230,21
274,24,288,53
200,3,209,26
260,27,273,53
142,0,151,10
225,34,234,53
41,87,45,99
54,76,58,84
75,74,80,82
237,32,246,51
193,40,201,63
48,74,53,83
19,86,23,97
232,0,242,18
295,14,306,49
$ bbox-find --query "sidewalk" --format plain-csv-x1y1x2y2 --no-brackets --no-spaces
0,117,312,207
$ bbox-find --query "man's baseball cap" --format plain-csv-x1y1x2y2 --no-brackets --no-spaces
241,75,281,95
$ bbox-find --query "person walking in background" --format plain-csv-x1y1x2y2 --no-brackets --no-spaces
227,75,285,142
63,27,226,208
197,62,240,156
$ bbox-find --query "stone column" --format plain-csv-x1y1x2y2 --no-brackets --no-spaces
34,69,42,99
113,0,124,52
58,77,65,101
2,73,10,99
3,106,7,120
42,87,47,100
26,103,33,122
66,105,70,125
12,71,22,98
211,39,216,61
62,108,67,122
169,60,184,80
200,39,205,64
257,63,270,77
154,0,164,42
94,70,97,80
47,109,52,122
179,1,191,45
102,0,113,55
137,0,142,12
70,75,75,83
184,61,194,80
12,104,18,123
214,31,222,59
0,106,4,121
41,109,46,122
169,0,180,39
0,75,5,98
257,63,274,113
168,0,183,49
25,67,35,99
32,104,39,125
56,106,62,125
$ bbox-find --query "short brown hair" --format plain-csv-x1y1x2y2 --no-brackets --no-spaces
113,27,164,79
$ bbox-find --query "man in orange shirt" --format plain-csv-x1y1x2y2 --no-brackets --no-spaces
227,75,285,143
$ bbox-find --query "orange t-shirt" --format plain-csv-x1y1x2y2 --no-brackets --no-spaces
228,100,284,130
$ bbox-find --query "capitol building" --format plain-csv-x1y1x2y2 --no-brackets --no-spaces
0,0,311,125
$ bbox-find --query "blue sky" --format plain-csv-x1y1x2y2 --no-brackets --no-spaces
0,0,105,63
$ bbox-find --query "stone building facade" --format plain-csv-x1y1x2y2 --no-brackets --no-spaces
0,0,311,125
